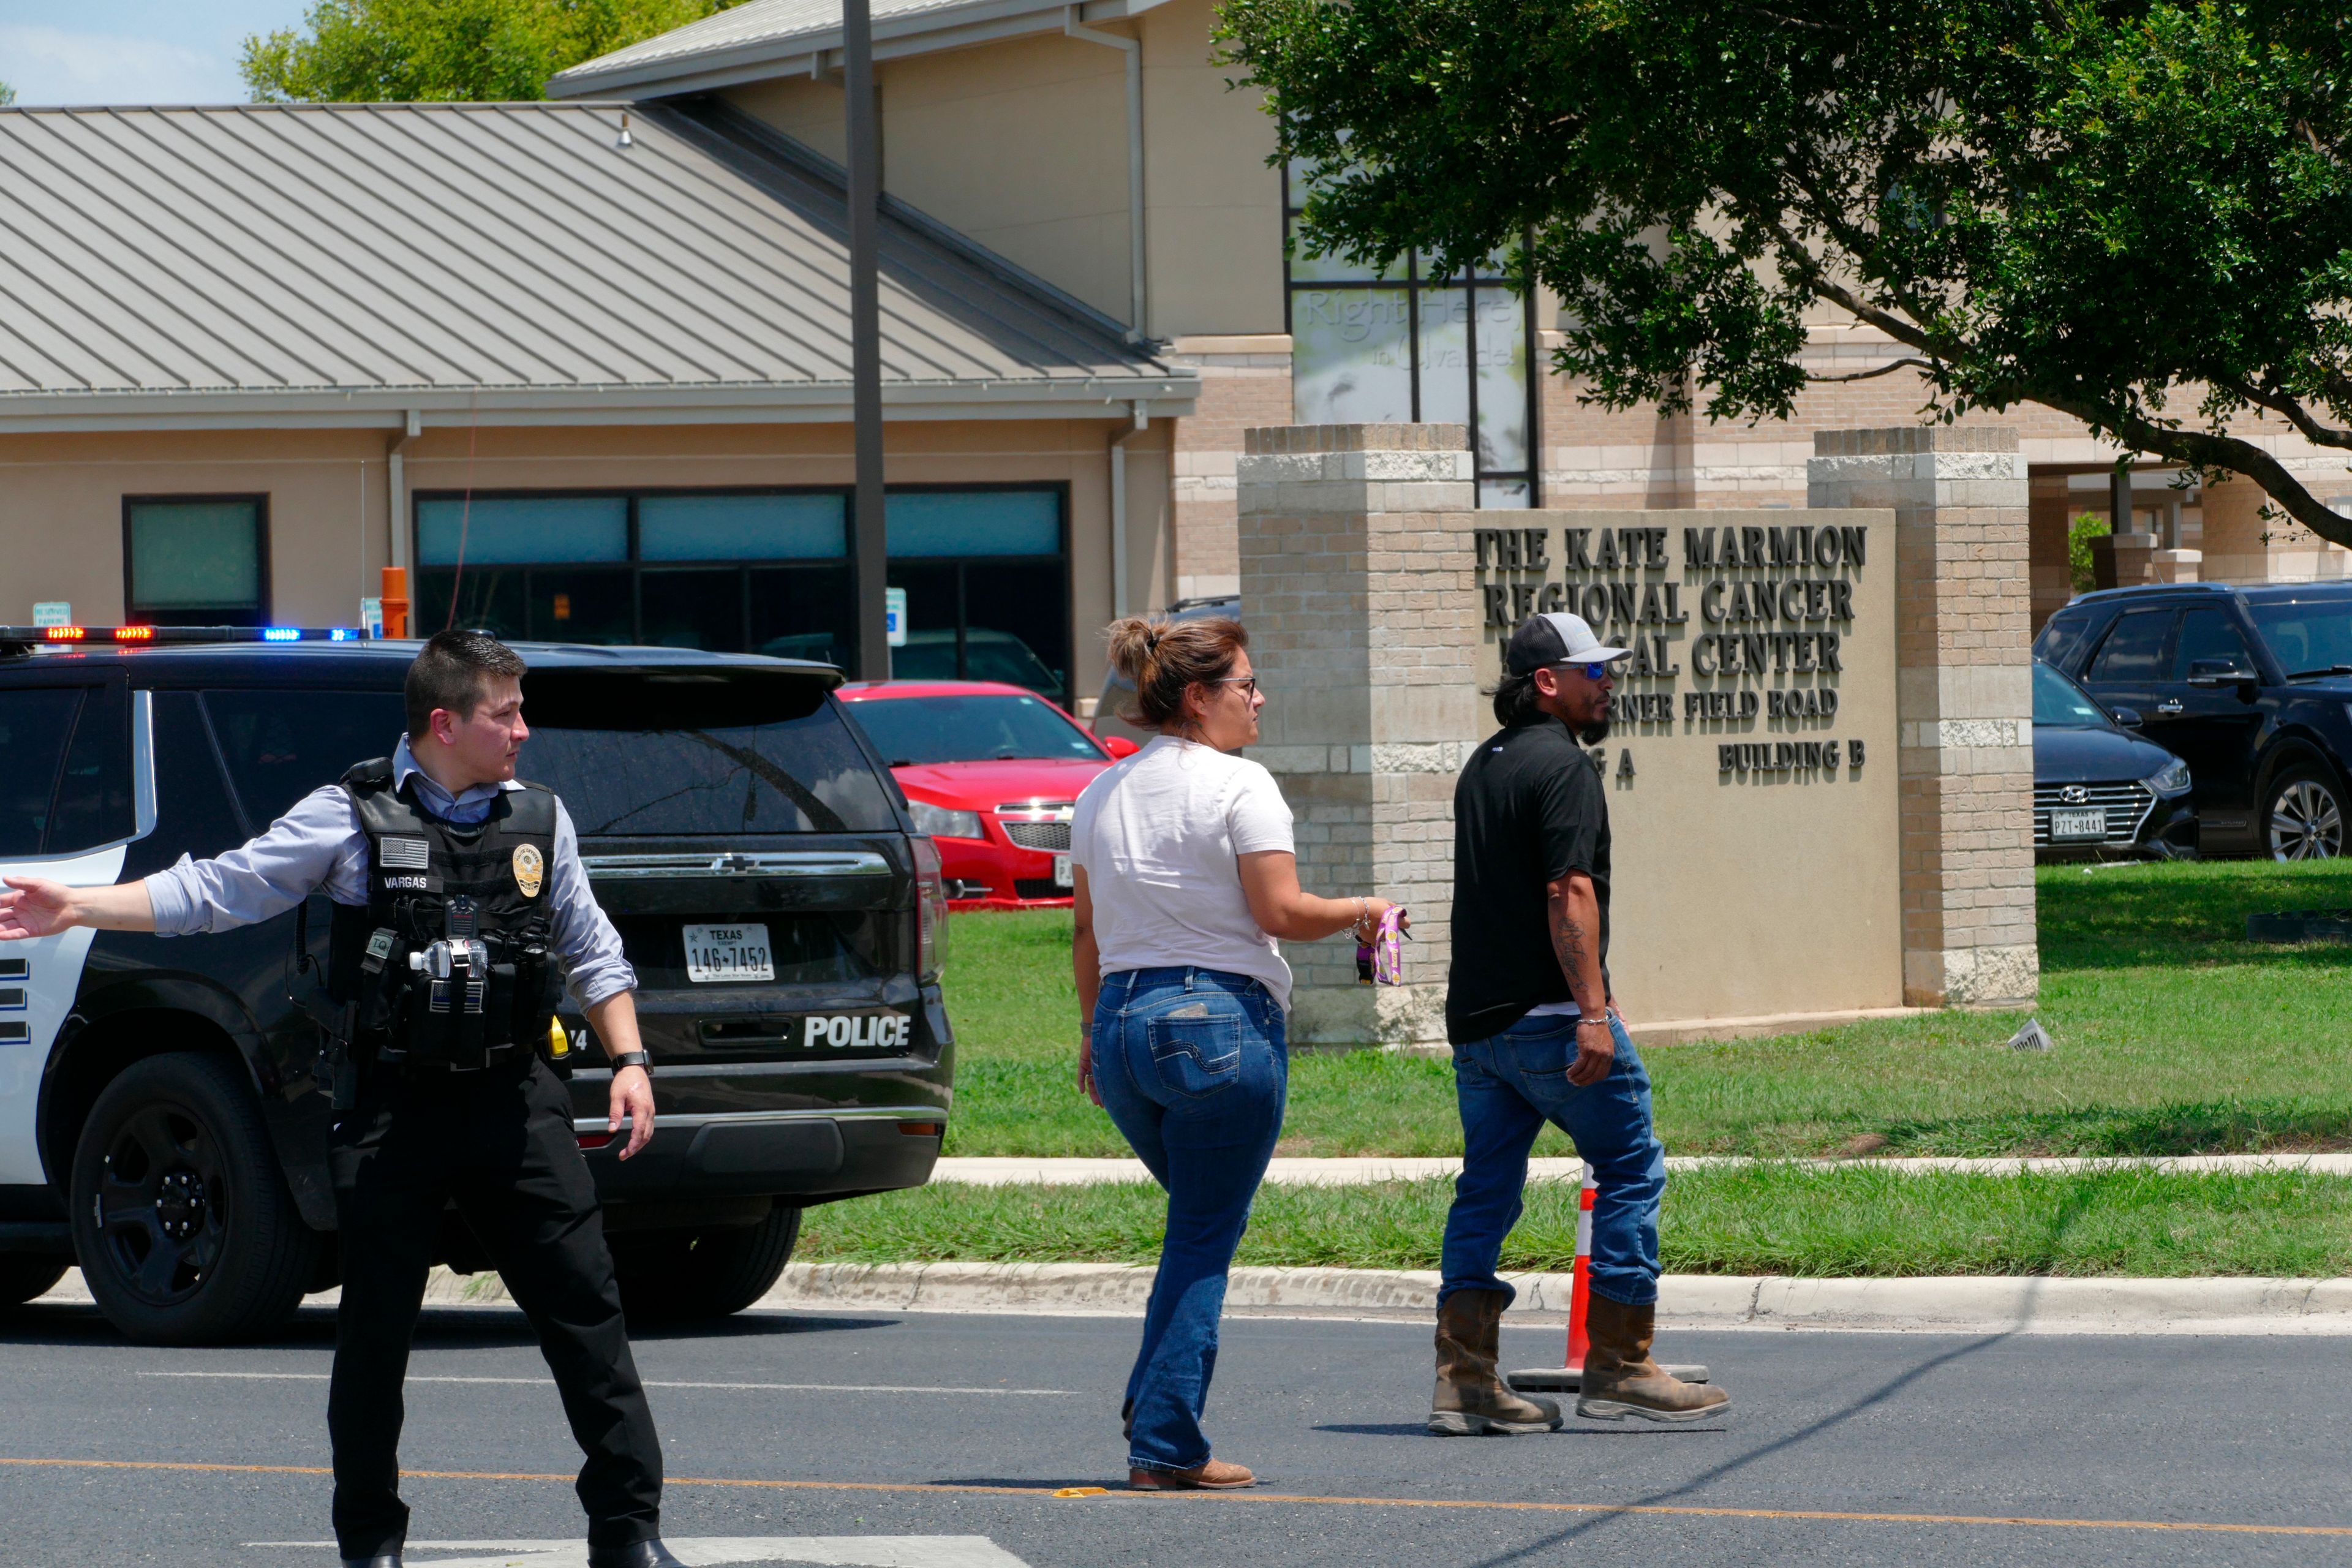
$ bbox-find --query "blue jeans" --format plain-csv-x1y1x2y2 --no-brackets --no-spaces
1091,966,1287,1473
1441,1011,1666,1309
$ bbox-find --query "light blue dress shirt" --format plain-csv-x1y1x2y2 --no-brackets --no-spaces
143,735,636,1008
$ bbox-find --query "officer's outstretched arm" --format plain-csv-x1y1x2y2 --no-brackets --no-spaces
0,877,156,940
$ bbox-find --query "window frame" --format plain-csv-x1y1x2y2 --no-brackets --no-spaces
410,483,1075,693
121,493,272,628
411,485,858,649
880,481,1074,696
1280,166,1542,507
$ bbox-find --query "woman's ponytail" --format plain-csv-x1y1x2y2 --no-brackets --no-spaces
1105,614,1246,729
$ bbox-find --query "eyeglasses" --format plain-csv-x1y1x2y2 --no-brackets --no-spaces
1212,676,1262,697
1550,661,1615,682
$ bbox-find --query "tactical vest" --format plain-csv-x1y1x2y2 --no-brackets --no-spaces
326,758,562,1070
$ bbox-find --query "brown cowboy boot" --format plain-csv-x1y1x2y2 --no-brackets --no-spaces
1576,1292,1732,1423
1428,1288,1563,1435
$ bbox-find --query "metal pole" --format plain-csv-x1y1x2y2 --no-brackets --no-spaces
846,0,890,681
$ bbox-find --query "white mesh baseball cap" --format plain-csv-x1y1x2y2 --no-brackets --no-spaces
1504,611,1630,675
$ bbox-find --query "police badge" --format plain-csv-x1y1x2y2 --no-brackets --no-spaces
513,843,546,899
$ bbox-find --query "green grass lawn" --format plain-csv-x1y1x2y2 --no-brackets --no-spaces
938,858,2352,1159
799,1166,2352,1278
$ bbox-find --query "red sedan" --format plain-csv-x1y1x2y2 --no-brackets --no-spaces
837,680,1138,910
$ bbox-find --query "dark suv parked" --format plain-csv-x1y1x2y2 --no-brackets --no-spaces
2036,582,2352,858
0,631,952,1343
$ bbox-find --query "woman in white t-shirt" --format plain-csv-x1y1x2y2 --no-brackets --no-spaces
1071,613,1403,1491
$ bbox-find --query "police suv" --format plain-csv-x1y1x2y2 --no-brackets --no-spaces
0,626,952,1343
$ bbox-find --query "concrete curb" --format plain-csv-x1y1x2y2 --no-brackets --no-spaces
932,1153,2352,1185
34,1262,2352,1333
756,1262,2352,1335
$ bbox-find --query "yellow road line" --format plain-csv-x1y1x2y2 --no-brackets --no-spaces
2,1457,2346,1538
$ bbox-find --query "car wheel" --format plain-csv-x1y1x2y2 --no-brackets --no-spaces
2264,766,2347,861
611,1205,802,1322
70,1052,319,1345
0,1256,68,1306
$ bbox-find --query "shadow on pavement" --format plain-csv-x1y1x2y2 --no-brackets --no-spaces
1458,1331,2018,1568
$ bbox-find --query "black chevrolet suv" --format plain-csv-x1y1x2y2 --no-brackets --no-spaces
0,630,952,1343
2036,582,2352,859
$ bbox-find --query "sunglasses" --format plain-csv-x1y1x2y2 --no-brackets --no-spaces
1556,661,1615,682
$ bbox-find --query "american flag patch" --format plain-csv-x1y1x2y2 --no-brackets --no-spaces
380,837,431,871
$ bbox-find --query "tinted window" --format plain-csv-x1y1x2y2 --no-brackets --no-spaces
2032,663,2111,728
847,693,1104,766
48,682,132,853
2171,608,2257,680
521,671,896,836
0,689,83,856
2086,609,2174,681
2247,589,2352,676
205,690,407,830
146,694,249,865
2034,612,2094,671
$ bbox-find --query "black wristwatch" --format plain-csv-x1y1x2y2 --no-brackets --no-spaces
609,1051,652,1074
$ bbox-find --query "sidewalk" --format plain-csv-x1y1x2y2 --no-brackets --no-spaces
933,1153,2352,1185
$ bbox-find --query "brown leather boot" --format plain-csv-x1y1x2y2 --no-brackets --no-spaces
1576,1292,1732,1423
1428,1288,1563,1435
1128,1458,1256,1490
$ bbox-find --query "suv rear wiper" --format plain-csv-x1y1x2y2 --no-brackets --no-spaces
2286,665,2352,680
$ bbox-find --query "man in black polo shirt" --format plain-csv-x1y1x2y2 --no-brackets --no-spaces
1428,612,1730,1433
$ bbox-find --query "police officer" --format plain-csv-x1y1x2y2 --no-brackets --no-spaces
0,631,686,1568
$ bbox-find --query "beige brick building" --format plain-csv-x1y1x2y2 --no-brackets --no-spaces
556,0,2352,629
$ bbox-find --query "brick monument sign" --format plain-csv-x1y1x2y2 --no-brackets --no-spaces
1237,423,2036,1046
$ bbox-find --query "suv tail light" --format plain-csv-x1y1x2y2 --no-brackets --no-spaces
912,835,949,982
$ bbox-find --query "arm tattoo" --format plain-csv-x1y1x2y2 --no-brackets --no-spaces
1551,907,1588,971
1548,885,1605,1013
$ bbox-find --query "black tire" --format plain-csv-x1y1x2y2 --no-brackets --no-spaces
2263,764,2348,861
69,1052,319,1345
0,1256,68,1306
611,1205,802,1323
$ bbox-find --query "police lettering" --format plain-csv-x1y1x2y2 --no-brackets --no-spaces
802,1013,913,1050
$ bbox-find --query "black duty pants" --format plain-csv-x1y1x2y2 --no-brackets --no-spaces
327,1054,662,1558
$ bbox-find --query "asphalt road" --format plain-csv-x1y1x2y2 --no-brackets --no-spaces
0,1295,2343,1567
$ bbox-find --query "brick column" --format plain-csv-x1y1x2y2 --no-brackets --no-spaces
1237,423,1478,1044
1808,428,2038,1007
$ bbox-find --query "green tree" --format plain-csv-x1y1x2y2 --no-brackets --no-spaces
243,0,744,103
0,83,17,107
1221,1,2352,546
2068,513,2113,594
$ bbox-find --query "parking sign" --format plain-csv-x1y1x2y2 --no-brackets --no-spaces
885,587,907,647
31,602,69,628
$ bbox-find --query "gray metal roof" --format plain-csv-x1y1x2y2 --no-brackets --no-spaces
0,99,1192,430
547,0,1168,100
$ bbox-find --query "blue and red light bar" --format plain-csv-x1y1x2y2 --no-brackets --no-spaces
0,625,374,647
